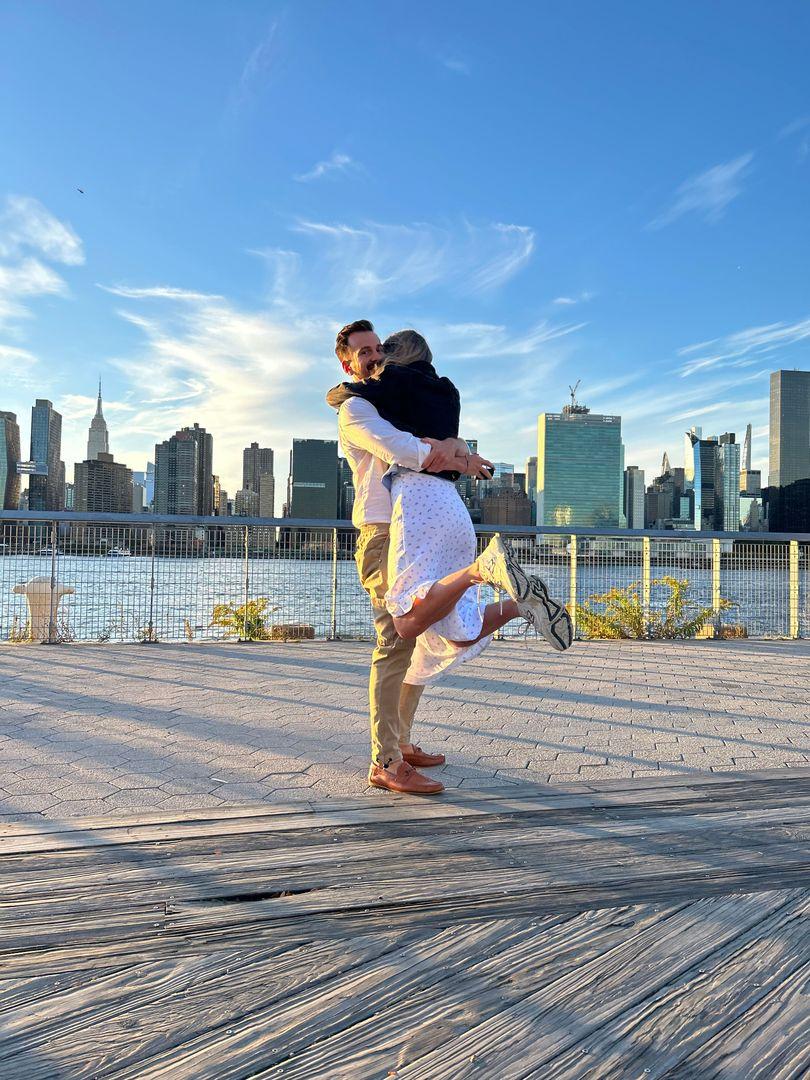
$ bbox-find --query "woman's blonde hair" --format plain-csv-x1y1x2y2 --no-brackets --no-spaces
381,329,433,370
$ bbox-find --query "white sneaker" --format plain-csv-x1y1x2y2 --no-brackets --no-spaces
521,574,574,652
476,534,531,602
477,534,573,652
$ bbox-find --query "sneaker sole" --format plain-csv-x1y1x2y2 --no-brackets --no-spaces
523,576,574,652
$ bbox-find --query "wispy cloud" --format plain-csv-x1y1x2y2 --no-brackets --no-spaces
294,152,359,183
669,400,732,423
0,195,84,331
227,20,280,117
100,284,334,489
552,291,594,306
434,319,586,360
294,218,535,304
0,195,83,265
58,393,134,423
778,116,810,140
250,247,301,309
676,317,810,376
648,153,754,229
100,284,222,303
439,56,470,75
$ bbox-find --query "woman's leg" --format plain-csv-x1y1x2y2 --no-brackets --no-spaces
447,600,520,647
392,561,482,640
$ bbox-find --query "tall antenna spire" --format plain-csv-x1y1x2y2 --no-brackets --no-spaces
87,378,110,460
742,423,752,471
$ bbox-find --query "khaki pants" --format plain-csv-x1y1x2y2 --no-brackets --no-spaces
355,523,425,765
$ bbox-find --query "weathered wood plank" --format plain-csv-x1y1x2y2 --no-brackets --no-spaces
672,958,810,1079
0,807,805,926
0,925,430,1079
541,894,810,1078
2,775,807,855
106,891,795,1080
239,901,688,1079
388,890,801,1080
104,915,572,1080
3,803,806,897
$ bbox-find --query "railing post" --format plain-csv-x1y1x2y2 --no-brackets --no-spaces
712,538,722,622
242,525,250,641
569,534,577,638
47,519,58,644
329,528,339,640
146,526,157,642
789,540,800,639
642,535,651,637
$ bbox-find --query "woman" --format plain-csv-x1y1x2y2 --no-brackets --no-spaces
328,329,573,685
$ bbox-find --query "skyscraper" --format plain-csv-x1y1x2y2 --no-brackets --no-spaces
524,456,538,521
689,432,718,531
623,465,646,529
536,392,623,527
153,424,214,516
683,426,702,484
154,429,198,515
716,434,741,532
286,439,338,518
86,381,110,461
243,443,274,492
645,455,689,528
688,432,741,531
28,399,64,511
133,463,155,510
769,370,810,489
132,481,145,513
0,411,21,510
480,485,533,526
235,488,260,516
259,473,275,518
742,423,752,472
74,453,133,513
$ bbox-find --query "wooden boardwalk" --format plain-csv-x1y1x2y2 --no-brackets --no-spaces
1,768,808,1079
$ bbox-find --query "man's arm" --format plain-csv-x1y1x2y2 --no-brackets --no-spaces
338,398,469,473
338,397,431,470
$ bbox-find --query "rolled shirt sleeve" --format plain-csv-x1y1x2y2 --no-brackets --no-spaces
338,397,431,471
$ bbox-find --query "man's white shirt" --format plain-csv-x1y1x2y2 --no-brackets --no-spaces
338,396,431,527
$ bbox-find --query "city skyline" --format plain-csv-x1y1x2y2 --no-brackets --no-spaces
1,4,809,494
0,374,784,506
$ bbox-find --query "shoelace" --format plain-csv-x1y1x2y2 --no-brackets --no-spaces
516,616,540,645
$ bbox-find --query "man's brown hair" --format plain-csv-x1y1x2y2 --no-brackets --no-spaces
335,319,374,362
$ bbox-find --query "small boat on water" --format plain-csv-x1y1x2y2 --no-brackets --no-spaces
39,546,60,556
106,547,133,557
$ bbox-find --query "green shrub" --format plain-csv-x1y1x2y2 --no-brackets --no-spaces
210,597,278,640
575,576,734,640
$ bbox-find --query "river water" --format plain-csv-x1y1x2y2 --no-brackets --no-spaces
0,552,802,642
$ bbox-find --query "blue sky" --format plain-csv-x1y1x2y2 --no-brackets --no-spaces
1,0,808,499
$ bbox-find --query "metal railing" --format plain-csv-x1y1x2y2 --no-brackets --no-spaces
1,511,809,644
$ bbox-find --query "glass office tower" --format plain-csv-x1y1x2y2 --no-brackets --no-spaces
287,439,339,518
769,370,810,489
537,402,623,527
0,411,21,510
29,399,64,511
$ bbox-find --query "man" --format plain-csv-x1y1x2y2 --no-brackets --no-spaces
333,319,477,796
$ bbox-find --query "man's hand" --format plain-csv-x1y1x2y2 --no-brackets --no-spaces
421,436,468,473
463,452,495,479
422,437,494,477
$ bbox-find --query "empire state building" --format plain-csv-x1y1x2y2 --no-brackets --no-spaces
86,381,110,461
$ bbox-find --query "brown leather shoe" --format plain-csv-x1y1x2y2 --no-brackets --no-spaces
368,761,444,796
402,745,446,768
